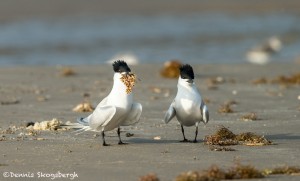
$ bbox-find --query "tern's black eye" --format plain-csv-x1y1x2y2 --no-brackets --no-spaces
181,75,188,79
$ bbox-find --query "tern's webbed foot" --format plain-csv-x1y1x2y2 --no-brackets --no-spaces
118,141,128,145
102,142,110,146
193,139,198,143
180,139,189,143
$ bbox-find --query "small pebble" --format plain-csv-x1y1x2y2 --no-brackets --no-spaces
232,90,238,95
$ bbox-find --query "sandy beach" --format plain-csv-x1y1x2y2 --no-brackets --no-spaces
0,63,300,180
1,1,300,180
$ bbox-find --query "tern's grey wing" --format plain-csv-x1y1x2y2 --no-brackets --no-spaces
77,97,109,126
200,101,209,124
164,101,176,124
121,103,142,126
88,105,116,131
98,96,108,107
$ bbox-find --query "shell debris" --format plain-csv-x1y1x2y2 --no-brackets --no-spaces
153,136,161,140
72,102,94,112
27,118,62,131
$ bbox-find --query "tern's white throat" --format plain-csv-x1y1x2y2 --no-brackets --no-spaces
178,77,194,88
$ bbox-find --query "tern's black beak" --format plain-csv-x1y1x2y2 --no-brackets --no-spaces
121,71,130,76
186,79,194,83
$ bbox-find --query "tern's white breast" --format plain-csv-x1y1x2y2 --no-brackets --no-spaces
108,73,133,109
174,80,202,126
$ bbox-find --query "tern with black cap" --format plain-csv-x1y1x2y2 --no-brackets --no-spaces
164,64,209,142
68,60,142,146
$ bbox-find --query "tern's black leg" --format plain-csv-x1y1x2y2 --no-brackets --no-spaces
101,130,109,146
193,126,199,143
180,125,189,142
117,127,127,145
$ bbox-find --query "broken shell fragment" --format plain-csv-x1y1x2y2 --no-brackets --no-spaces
29,118,62,131
72,102,94,112
153,136,161,140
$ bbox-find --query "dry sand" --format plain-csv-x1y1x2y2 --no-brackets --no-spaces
0,63,300,180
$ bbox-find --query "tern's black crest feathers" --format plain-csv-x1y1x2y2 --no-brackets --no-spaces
112,60,131,73
179,64,194,79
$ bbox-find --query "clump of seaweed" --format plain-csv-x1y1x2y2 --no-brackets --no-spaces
252,72,300,86
226,162,264,179
218,100,237,113
120,73,137,94
218,104,234,113
251,77,268,85
236,132,272,146
140,164,300,181
176,167,229,181
139,173,160,181
175,162,264,181
205,126,238,146
263,166,300,175
271,73,300,85
205,126,272,146
160,60,182,78
240,113,258,121
175,170,208,181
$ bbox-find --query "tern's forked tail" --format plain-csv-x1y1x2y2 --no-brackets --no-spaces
60,119,92,135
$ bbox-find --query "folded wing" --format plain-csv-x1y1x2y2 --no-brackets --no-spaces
164,101,176,124
200,101,209,124
121,102,142,126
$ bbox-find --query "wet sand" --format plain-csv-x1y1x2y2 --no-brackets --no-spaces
0,63,300,180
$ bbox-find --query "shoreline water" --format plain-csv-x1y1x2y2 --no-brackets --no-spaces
1,12,300,66
1,1,300,66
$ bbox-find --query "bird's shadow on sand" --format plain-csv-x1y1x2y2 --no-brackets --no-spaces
265,134,300,140
128,138,203,144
